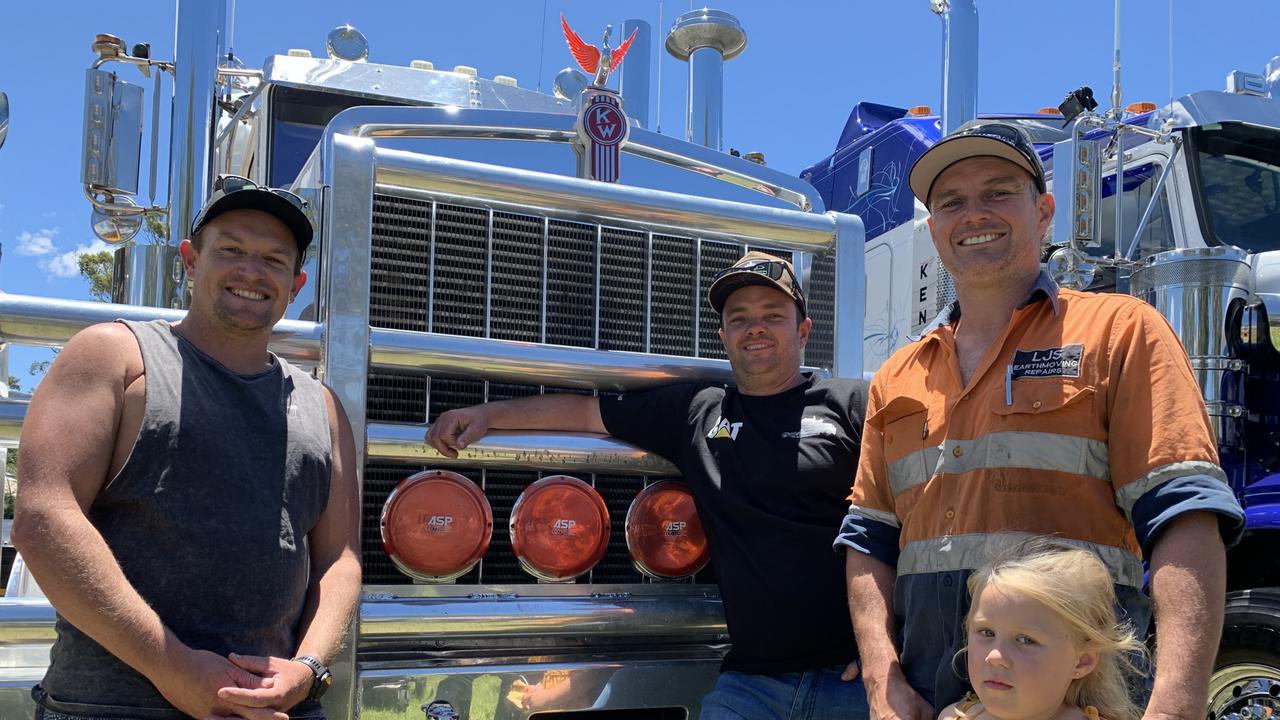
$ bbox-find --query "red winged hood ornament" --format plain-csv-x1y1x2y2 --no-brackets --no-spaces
561,14,638,89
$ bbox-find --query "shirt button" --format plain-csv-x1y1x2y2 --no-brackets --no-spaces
952,446,964,458
1033,400,1043,409
945,509,956,519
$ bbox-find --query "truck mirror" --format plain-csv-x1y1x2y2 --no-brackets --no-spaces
89,193,144,245
0,92,8,150
81,68,144,196
1046,246,1096,290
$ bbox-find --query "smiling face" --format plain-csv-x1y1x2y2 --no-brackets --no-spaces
718,284,811,396
966,584,1099,720
180,208,306,338
926,156,1055,294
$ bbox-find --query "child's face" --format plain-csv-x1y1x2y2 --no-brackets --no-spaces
966,584,1099,720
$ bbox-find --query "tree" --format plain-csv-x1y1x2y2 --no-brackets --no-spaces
78,251,114,302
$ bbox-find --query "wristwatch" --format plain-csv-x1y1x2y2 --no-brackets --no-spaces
291,656,332,702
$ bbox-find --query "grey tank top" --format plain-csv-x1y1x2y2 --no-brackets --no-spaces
40,319,332,715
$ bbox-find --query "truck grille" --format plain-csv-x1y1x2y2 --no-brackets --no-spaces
363,192,835,585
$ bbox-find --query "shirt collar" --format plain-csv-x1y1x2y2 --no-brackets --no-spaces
920,270,1061,337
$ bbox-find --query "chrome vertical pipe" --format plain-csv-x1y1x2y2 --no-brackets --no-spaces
168,0,226,259
665,9,746,150
933,0,978,135
619,19,652,128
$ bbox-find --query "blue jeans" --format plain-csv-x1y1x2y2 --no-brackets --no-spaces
700,665,870,720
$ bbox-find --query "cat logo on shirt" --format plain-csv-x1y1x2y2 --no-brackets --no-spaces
707,416,744,441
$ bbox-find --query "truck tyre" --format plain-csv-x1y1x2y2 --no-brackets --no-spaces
1208,589,1280,720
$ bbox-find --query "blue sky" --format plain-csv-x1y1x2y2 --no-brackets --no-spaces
1,0,1277,387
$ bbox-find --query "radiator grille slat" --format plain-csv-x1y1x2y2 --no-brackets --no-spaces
363,193,835,586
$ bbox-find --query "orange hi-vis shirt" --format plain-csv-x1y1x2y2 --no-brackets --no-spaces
843,280,1240,582
834,275,1244,709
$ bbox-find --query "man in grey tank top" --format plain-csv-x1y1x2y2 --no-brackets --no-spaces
13,176,361,720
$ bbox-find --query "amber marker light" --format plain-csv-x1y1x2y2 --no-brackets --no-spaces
625,480,710,579
1126,101,1158,114
907,105,933,116
509,475,610,582
380,470,493,582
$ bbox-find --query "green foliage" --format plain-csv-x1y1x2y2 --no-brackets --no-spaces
78,250,114,302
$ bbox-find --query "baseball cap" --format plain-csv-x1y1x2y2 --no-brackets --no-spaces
707,251,807,318
190,174,314,254
908,121,1047,206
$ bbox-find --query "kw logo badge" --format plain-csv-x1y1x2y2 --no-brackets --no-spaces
707,417,744,441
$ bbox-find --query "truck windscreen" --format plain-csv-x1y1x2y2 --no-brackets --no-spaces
1187,122,1280,254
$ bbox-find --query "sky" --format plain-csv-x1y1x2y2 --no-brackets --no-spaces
1,0,1277,389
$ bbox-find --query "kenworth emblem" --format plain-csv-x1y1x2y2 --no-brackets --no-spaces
575,91,629,182
563,16,636,182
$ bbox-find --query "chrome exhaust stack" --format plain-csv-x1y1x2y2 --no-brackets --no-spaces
932,0,978,135
166,0,226,255
665,9,746,150
618,19,652,128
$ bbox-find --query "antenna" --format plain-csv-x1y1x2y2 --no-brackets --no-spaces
537,0,548,93
1110,0,1122,118
228,0,237,57
1168,0,1174,106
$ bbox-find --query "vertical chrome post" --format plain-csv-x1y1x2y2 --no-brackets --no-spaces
665,9,746,150
831,213,866,380
168,0,226,252
932,0,978,135
619,19,652,128
317,132,375,720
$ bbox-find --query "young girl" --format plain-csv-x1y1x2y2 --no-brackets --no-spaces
939,541,1148,720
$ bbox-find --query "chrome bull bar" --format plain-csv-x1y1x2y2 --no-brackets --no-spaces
0,113,864,719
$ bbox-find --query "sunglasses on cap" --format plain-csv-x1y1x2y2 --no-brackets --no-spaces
711,259,800,286
209,174,308,212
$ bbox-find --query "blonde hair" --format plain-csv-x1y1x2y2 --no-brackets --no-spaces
964,540,1148,720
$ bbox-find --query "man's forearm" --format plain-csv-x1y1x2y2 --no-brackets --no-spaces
846,550,901,675
1146,512,1227,719
13,504,183,683
477,394,603,433
293,552,362,665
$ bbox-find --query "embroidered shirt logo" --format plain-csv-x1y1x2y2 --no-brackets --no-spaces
782,416,840,439
1011,344,1084,379
707,416,744,441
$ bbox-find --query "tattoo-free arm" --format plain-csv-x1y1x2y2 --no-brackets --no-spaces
1143,511,1227,720
846,551,933,720
426,394,605,458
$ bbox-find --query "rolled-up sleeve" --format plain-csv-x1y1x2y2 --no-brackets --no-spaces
1106,302,1245,554
834,380,902,566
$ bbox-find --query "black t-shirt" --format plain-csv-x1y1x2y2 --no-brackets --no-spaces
600,374,866,674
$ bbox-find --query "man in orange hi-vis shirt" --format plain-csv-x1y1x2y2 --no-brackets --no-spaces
834,122,1245,720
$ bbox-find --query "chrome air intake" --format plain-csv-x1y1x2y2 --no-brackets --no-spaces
1130,247,1251,442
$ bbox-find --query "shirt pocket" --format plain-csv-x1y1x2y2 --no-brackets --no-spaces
872,397,937,498
990,381,1106,481
992,380,1095,419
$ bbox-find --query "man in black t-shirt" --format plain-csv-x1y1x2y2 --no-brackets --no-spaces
427,252,869,720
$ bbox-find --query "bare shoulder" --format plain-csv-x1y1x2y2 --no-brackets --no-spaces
41,324,142,389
